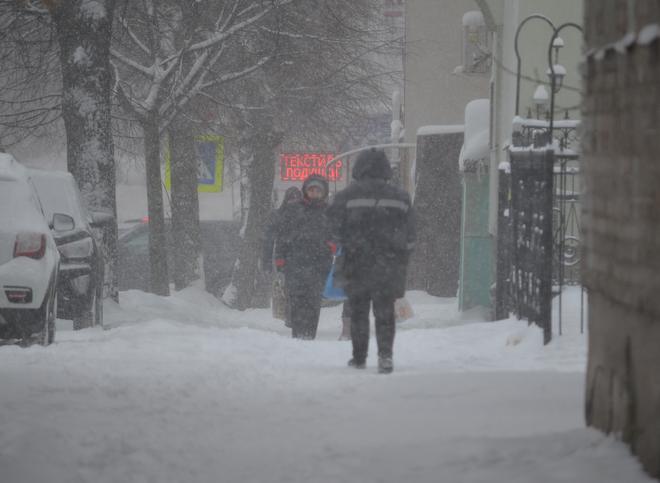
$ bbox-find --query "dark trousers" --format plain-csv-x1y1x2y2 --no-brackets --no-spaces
341,300,352,319
288,292,322,339
349,290,396,362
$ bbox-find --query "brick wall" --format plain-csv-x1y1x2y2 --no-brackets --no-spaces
582,0,660,477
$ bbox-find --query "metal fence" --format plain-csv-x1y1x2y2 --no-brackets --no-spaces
553,164,581,285
495,116,584,344
503,148,554,344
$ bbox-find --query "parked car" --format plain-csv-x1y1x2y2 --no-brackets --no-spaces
118,219,240,296
29,169,111,330
0,154,64,346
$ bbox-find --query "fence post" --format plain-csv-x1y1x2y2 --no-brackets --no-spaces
495,164,511,320
538,149,554,344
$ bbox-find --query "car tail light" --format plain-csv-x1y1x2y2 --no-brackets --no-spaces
5,287,32,304
14,233,46,259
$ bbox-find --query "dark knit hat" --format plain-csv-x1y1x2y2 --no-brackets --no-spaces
283,186,302,203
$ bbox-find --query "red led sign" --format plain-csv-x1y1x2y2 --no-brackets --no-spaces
280,153,344,181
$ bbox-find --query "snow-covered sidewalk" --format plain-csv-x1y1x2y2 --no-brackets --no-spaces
0,288,653,483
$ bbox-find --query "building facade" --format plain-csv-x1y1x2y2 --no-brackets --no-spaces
403,0,490,142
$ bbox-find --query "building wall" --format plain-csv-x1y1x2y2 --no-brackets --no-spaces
409,130,463,295
582,0,660,478
403,0,489,141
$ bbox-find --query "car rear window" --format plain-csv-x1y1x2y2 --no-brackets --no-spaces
0,179,43,225
30,173,85,227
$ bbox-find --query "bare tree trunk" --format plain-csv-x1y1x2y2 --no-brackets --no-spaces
168,120,201,290
50,0,119,302
230,132,279,310
143,112,170,296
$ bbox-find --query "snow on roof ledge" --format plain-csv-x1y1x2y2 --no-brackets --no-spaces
459,98,490,172
417,124,464,136
586,23,660,60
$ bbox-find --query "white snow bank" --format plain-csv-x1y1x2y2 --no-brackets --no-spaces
0,287,653,483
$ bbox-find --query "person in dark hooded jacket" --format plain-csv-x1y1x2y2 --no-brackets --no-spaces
262,186,302,272
262,186,303,327
274,175,333,339
327,149,415,373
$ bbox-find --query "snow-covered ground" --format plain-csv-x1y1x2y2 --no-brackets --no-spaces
0,287,653,483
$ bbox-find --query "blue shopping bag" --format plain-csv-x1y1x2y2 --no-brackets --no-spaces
323,247,347,301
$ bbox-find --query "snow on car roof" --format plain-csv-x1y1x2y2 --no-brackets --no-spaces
0,153,28,181
0,177,49,233
29,168,87,227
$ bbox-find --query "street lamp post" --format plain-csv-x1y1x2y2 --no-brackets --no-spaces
545,22,583,336
514,14,555,116
547,23,583,134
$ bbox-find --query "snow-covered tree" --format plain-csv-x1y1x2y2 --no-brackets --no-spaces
222,0,399,309
110,0,293,296
0,4,60,147
1,0,120,302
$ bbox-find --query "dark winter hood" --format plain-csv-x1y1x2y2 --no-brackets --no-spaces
302,174,329,201
352,149,392,181
281,186,302,206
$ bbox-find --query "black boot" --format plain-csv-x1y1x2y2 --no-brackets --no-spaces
347,358,366,369
378,357,393,374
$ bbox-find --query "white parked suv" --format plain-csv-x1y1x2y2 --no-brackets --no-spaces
0,153,66,346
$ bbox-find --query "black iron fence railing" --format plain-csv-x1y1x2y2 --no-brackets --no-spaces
553,163,581,286
495,116,584,343
508,148,554,344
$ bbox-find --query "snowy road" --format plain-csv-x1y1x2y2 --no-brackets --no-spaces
0,288,653,483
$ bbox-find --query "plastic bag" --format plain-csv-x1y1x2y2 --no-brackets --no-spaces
394,297,414,323
323,247,348,301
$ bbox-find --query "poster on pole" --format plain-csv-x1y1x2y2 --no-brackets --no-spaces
165,135,224,193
